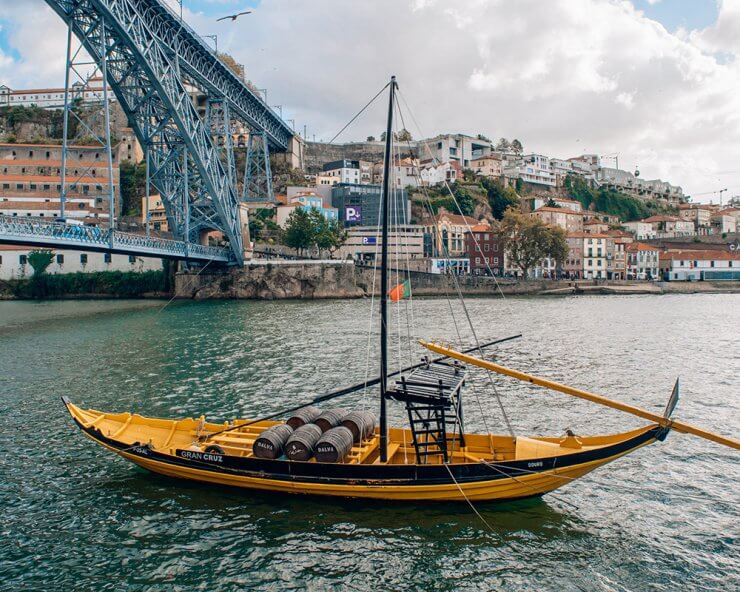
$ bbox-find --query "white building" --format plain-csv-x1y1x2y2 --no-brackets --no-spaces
659,250,740,281
339,225,425,263
711,213,737,234
0,78,112,110
626,243,659,280
582,234,609,279
0,246,162,280
622,221,656,240
391,158,420,189
519,154,556,187
419,160,459,187
416,134,492,168
318,159,362,186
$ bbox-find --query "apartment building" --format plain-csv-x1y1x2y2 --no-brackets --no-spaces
530,206,583,232
422,208,488,257
0,77,112,109
659,250,740,281
416,134,492,168
465,225,504,276
627,243,659,280
0,143,119,224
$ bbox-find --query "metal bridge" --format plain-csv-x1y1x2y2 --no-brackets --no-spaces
0,216,231,263
0,0,294,265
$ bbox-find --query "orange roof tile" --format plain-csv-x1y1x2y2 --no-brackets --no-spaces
659,250,739,261
533,206,581,215
627,242,659,252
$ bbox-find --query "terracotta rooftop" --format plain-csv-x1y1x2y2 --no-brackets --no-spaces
532,206,581,215
0,174,113,184
0,200,92,210
642,215,681,223
0,142,104,150
659,250,740,261
627,242,659,252
566,232,611,239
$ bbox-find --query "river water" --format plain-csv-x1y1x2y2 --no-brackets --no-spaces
0,295,738,591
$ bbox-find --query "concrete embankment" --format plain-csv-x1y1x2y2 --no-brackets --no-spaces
175,261,740,300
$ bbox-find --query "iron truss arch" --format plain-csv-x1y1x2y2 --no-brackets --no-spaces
43,0,293,264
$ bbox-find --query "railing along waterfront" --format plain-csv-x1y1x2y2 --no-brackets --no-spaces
0,216,232,263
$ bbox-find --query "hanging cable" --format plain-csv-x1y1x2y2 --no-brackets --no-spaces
443,464,496,533
327,82,391,145
395,93,516,438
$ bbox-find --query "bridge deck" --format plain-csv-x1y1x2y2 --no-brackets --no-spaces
0,216,232,264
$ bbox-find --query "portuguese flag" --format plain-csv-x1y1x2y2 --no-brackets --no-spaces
388,280,411,302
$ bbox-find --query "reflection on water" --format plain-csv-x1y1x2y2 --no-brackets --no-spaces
0,295,738,590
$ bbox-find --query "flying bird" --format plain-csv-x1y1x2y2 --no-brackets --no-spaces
217,11,252,22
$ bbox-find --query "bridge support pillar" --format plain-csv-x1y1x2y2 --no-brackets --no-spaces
243,131,274,203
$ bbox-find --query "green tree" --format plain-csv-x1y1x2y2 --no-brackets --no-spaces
511,139,523,154
499,208,568,278
313,213,348,258
481,177,520,220
28,250,54,277
366,136,376,142
119,161,147,216
283,207,315,256
496,137,511,152
397,128,413,142
454,186,476,216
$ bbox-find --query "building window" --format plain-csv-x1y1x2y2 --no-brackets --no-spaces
80,254,88,265
129,255,136,263
19,255,27,265
104,253,112,264
56,254,64,265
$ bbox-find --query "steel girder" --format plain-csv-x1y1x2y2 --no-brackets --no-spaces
44,0,247,263
140,0,293,152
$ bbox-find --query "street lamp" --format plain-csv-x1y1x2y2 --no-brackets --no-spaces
272,105,283,117
204,34,218,54
258,88,268,103
287,119,295,131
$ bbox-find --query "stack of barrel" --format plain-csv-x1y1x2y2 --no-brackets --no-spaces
251,406,377,464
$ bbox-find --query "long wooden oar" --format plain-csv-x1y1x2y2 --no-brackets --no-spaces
420,341,740,451
200,334,523,441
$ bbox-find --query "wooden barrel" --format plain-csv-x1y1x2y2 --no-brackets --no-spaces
313,408,348,433
252,424,293,460
286,406,321,430
341,411,377,443
315,426,355,463
285,423,323,461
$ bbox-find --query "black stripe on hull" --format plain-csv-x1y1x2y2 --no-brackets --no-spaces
75,417,663,487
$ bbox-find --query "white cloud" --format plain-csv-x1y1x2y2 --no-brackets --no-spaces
1,0,739,200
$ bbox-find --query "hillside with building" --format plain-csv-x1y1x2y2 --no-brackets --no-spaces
1,79,738,292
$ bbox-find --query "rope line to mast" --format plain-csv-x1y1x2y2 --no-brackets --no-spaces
395,93,515,438
443,463,496,533
158,257,214,313
327,82,391,145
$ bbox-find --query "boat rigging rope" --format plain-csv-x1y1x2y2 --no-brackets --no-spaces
479,460,579,510
395,94,515,439
157,257,214,313
397,90,508,297
443,463,496,533
327,81,391,145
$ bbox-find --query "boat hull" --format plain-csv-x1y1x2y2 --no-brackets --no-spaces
68,404,665,502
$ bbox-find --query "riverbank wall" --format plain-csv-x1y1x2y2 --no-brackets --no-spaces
174,261,740,300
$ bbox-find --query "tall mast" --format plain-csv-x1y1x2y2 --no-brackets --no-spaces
379,76,397,463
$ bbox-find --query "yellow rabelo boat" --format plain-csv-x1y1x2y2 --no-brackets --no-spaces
63,77,738,503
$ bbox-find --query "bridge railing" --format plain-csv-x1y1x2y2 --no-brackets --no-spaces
0,216,232,262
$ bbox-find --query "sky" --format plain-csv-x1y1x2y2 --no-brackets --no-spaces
0,0,738,203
